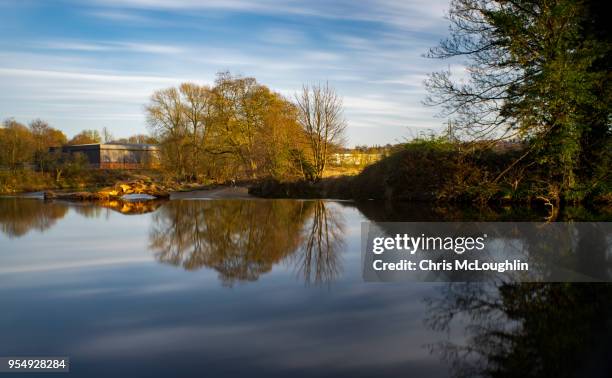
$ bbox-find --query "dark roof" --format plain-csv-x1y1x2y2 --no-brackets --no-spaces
58,143,159,150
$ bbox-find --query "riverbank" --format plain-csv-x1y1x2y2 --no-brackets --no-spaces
0,169,248,199
3,139,610,206
249,139,612,205
5,184,253,202
0,169,167,195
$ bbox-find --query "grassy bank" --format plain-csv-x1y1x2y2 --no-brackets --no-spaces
249,138,611,205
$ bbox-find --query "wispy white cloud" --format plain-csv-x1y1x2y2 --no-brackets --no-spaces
86,9,157,23
0,67,186,83
368,73,429,88
36,40,186,55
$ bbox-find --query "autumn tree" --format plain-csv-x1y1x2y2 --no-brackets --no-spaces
146,72,307,181
112,134,158,144
210,72,264,178
0,119,34,170
210,72,306,179
295,83,347,181
257,92,306,178
130,134,158,144
68,129,101,145
179,82,214,179
29,119,67,171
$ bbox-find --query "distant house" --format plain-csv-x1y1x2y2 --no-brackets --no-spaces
50,143,160,169
331,152,383,166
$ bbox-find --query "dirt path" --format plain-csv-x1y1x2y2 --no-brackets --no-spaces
170,186,252,200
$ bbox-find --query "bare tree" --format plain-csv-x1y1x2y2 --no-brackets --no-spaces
295,83,346,181
101,127,114,144
145,87,186,177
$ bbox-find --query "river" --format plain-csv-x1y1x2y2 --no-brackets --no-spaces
0,198,610,377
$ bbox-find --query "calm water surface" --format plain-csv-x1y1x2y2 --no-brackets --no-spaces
0,198,610,377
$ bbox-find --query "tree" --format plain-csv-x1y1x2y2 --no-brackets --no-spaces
146,73,308,181
128,134,157,144
145,87,187,178
258,91,306,178
425,0,611,199
211,72,265,178
68,129,101,145
295,83,347,181
209,72,308,180
101,127,114,143
179,82,213,179
29,119,67,171
112,134,158,144
0,119,35,170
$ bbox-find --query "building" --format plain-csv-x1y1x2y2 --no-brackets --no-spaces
330,152,383,166
50,143,160,169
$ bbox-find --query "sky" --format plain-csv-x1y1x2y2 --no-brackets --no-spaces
0,0,455,146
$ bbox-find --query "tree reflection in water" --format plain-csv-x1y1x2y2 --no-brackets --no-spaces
0,198,165,238
424,222,612,377
426,282,612,378
0,198,68,238
291,200,344,286
149,199,344,286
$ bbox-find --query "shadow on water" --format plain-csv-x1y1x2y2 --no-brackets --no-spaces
350,200,612,222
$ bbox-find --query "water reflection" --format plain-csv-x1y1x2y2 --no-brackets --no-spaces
0,198,68,238
0,197,346,286
0,198,164,238
70,199,165,217
290,200,344,285
149,200,344,286
353,201,612,222
426,282,612,378
1,197,612,377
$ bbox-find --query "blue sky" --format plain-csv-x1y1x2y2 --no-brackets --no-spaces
0,0,456,146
